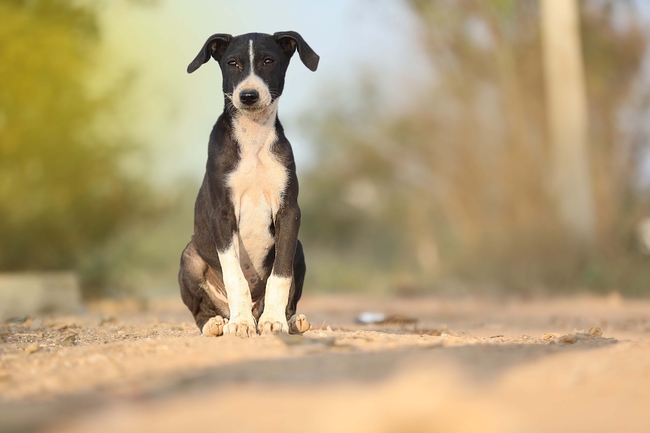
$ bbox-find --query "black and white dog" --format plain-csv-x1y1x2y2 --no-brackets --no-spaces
179,32,319,338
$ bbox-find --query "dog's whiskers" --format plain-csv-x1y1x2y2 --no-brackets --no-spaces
224,93,236,113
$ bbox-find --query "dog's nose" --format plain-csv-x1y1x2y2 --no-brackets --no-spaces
239,90,259,105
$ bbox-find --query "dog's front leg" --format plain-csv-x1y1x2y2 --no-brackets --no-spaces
258,203,300,334
208,178,257,338
217,241,257,337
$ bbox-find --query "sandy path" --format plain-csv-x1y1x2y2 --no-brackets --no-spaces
1,294,649,432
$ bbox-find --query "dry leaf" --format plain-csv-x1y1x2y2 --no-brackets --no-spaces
542,333,560,341
558,335,578,344
588,327,603,337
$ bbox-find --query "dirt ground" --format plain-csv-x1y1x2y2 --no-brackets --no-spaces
1,293,649,433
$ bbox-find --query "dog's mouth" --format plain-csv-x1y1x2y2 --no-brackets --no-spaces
240,104,268,113
227,97,271,115
234,104,273,120
233,98,278,119
232,78,275,113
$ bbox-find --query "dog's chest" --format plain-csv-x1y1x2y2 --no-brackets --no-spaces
227,115,287,276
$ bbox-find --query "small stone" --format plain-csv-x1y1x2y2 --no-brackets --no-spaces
60,334,78,346
98,316,116,326
25,344,39,354
30,318,43,330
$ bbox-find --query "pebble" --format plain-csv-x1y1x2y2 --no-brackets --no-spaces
30,318,43,330
98,316,116,326
61,334,78,347
26,344,39,354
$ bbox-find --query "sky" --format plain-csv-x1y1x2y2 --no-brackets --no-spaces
95,0,431,185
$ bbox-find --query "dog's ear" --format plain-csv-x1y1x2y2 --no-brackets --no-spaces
187,33,232,74
273,31,319,72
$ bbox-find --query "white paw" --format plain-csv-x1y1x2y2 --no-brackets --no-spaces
289,314,310,334
258,315,289,335
202,316,228,337
223,316,257,338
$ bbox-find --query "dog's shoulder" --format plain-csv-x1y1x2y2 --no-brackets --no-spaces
268,119,296,168
206,112,240,173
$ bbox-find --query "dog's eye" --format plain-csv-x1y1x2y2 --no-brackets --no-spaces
263,58,274,66
227,60,239,68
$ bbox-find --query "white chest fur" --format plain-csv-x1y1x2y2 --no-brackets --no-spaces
227,104,288,282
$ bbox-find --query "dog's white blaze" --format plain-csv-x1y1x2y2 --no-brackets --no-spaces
229,100,287,285
217,242,254,321
249,39,255,70
232,40,273,112
259,274,292,324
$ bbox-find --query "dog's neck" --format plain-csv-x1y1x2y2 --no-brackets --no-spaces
231,99,280,153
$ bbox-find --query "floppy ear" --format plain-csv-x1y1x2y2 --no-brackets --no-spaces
273,31,319,72
187,33,232,74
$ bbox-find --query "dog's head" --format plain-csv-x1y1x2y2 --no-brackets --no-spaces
188,32,319,115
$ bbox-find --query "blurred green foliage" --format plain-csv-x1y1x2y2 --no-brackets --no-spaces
300,0,650,295
0,0,149,293
3,0,649,298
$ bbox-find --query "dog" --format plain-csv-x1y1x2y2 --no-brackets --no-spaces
179,32,319,338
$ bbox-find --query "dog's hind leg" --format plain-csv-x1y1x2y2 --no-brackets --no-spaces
289,313,310,334
287,240,310,334
179,241,230,335
202,315,229,337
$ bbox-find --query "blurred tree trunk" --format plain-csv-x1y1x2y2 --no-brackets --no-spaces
540,0,595,243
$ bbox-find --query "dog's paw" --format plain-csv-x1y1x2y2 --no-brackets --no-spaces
289,314,310,334
257,316,289,335
223,317,257,338
202,316,228,337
